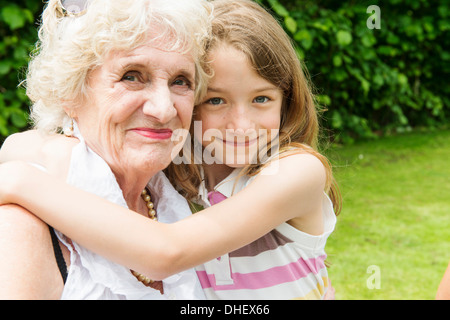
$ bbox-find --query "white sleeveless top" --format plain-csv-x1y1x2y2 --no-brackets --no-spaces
55,128,205,300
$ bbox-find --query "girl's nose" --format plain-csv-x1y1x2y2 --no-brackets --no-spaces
226,105,255,132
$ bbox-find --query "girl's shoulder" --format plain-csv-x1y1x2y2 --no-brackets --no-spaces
248,151,327,189
237,151,329,231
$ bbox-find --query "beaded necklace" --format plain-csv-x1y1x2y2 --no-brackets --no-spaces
130,188,156,285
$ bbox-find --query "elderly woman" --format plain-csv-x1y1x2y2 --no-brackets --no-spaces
0,0,211,299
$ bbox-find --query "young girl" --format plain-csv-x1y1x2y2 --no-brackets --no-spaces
0,0,340,299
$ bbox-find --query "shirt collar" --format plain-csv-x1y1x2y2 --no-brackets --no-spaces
198,167,249,206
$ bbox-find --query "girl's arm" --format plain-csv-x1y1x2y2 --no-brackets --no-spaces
0,153,326,280
436,261,450,299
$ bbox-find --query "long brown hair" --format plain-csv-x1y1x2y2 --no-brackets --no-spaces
165,0,341,215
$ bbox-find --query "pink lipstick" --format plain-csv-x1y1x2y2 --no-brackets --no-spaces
132,128,173,140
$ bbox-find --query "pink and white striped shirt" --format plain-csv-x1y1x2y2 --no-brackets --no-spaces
195,169,336,300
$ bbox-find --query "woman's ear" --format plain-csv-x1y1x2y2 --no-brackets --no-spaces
61,102,78,137
62,99,80,121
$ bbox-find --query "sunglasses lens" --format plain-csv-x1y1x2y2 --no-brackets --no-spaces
61,0,87,15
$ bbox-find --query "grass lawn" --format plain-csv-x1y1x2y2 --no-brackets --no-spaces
323,128,450,300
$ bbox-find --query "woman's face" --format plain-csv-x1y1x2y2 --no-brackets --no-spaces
72,39,196,179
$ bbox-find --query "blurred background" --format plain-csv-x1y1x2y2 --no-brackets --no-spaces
0,0,449,299
1,0,448,144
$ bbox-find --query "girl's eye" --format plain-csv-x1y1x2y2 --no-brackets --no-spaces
207,97,224,105
253,96,269,103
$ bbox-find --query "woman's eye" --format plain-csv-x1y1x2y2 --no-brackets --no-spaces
207,97,224,105
173,78,189,86
253,96,269,103
121,72,139,82
172,77,194,91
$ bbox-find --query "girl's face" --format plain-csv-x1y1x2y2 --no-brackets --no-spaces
195,44,283,168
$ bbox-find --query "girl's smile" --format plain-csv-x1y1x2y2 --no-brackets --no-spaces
220,137,258,147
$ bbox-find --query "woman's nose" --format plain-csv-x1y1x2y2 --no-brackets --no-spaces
142,84,177,124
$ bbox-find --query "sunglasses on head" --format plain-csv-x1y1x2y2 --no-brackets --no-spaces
57,0,88,17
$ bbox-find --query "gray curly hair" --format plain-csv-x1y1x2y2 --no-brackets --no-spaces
26,0,212,133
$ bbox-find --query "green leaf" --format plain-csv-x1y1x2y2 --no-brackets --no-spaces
397,73,408,86
0,95,5,110
2,5,27,30
362,34,376,47
294,29,313,50
295,47,305,60
284,16,297,34
373,74,385,87
337,30,353,46
386,33,400,45
294,29,309,41
0,61,11,75
15,89,29,103
361,78,370,96
22,9,34,24
11,110,28,128
14,46,29,62
332,111,343,129
316,94,331,106
311,21,330,32
438,5,448,18
267,0,289,17
333,55,343,67
330,69,348,82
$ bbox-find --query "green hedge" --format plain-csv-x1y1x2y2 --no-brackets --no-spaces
0,0,43,144
259,0,449,143
0,0,448,145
